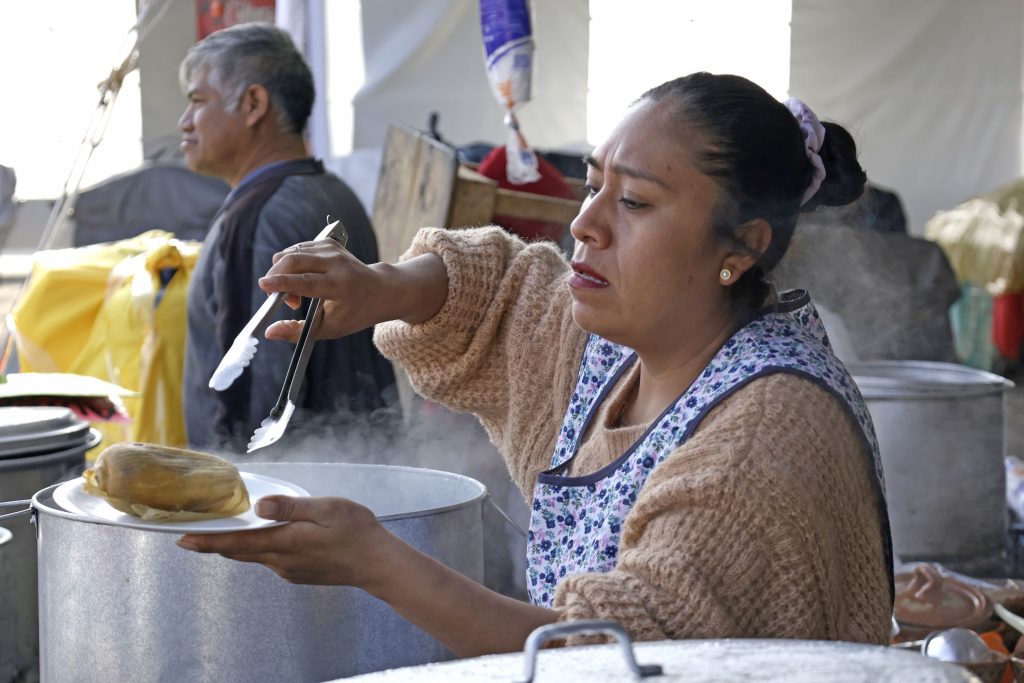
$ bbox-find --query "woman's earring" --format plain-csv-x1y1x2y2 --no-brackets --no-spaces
719,268,732,282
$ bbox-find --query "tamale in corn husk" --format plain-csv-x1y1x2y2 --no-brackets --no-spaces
82,442,250,521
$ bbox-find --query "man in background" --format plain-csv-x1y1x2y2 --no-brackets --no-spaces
178,22,395,450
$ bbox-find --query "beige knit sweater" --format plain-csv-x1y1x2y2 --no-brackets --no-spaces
374,227,892,646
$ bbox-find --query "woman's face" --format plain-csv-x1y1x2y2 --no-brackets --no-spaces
569,99,732,351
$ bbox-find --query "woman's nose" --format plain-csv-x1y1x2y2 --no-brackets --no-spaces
569,193,611,248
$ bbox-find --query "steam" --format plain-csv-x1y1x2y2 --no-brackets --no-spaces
220,389,531,599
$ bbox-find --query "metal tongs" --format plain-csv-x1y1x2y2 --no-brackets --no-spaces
208,220,347,392
247,219,348,452
207,218,348,452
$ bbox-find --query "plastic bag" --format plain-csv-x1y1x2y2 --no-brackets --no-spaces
479,0,540,184
924,179,1024,296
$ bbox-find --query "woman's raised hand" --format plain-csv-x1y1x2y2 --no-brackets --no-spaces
258,240,448,343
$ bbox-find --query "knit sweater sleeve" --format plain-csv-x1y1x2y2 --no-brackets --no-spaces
373,227,586,490
553,373,892,645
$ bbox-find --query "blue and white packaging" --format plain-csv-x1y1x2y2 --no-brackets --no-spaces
479,0,540,184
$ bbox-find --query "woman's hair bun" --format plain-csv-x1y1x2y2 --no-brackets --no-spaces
806,122,867,210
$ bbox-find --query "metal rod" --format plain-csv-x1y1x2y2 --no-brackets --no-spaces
484,494,526,538
0,507,32,521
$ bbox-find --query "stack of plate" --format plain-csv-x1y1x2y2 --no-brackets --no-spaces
0,405,100,682
0,406,94,460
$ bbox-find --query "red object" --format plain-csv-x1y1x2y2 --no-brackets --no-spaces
978,631,1014,683
476,146,576,243
992,292,1024,362
196,0,276,40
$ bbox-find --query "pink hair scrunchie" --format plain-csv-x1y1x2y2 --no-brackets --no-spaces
784,97,826,206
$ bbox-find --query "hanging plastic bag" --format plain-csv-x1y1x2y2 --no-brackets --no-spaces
479,0,541,184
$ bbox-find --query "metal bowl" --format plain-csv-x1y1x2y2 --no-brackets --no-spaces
919,628,1008,683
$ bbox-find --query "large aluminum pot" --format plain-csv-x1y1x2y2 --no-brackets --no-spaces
0,407,99,683
850,360,1013,575
29,462,485,683
336,621,975,682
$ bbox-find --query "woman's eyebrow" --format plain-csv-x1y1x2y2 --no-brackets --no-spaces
584,154,669,190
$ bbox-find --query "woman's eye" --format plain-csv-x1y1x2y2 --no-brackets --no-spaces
584,184,599,198
620,197,648,210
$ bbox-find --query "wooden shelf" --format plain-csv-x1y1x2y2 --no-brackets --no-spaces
372,124,583,263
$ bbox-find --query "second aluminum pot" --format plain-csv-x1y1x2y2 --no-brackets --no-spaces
850,360,1013,574
29,462,486,683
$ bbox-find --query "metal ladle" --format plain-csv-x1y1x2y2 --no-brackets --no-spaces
921,627,994,663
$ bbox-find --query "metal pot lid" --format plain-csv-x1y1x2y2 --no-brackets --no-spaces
340,638,976,683
850,360,1014,400
0,406,92,459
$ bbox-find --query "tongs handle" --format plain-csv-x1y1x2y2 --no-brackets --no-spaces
316,219,348,245
240,291,285,339
267,219,348,418
268,297,321,416
243,220,345,343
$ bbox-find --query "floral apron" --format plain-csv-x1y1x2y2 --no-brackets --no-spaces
525,290,893,607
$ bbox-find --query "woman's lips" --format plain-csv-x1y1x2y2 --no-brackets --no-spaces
569,262,609,289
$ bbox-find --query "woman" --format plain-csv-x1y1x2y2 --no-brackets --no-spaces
179,73,893,654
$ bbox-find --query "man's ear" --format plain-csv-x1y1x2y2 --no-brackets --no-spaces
721,218,772,281
241,84,271,128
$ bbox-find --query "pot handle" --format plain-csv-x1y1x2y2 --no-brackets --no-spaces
485,493,527,539
517,619,663,682
0,499,33,521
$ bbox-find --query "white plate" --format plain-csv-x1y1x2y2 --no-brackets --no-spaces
52,471,310,534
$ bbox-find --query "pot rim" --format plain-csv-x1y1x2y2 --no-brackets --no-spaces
850,360,1014,400
365,464,488,522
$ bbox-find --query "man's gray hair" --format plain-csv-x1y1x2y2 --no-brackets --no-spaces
179,22,314,135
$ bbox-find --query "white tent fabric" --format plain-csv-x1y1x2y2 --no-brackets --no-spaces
276,0,331,160
273,0,589,216
354,0,588,151
790,0,1023,236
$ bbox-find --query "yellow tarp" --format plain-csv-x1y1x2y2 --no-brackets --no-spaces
10,230,201,455
925,179,1024,295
